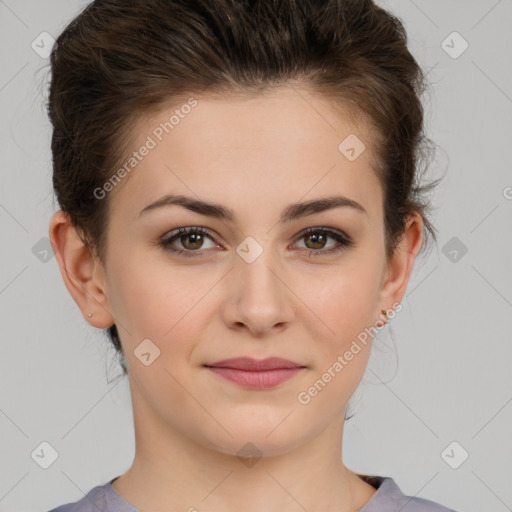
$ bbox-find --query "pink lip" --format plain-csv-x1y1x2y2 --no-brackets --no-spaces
204,357,306,389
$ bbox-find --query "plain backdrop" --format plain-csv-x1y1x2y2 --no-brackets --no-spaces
0,1,511,511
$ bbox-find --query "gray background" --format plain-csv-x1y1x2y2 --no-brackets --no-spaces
1,1,511,511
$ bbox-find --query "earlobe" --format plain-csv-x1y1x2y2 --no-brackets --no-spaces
48,210,114,328
377,212,424,315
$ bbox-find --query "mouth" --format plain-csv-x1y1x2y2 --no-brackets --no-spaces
204,357,305,371
203,357,307,389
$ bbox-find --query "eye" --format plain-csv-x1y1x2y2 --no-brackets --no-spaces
159,227,220,257
293,227,354,257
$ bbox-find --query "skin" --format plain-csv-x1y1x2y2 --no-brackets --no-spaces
49,85,423,512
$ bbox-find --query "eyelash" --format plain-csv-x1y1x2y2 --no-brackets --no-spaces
158,226,355,258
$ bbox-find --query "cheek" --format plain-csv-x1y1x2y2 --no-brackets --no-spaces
106,249,192,330
297,269,381,408
105,255,219,371
298,262,383,398
309,262,382,335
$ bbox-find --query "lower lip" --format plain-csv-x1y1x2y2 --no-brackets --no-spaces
206,367,305,388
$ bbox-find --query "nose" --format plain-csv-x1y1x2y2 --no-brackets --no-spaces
220,243,295,337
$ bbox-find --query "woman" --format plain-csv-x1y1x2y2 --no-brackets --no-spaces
47,0,455,510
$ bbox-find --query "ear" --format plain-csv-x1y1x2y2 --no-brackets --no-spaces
49,210,114,328
377,212,424,317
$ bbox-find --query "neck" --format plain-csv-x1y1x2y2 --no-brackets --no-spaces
111,375,377,511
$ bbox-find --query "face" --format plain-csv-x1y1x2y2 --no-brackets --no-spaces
95,86,400,457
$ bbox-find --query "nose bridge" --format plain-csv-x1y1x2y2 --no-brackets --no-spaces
236,235,281,300
227,234,294,332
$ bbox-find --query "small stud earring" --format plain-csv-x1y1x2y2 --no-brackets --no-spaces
88,313,93,318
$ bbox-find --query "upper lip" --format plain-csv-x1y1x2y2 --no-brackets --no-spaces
204,357,305,371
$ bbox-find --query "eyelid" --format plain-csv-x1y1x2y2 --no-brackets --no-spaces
160,226,220,248
291,227,354,256
294,226,352,244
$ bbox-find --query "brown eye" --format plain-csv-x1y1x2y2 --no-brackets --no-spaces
180,232,205,250
160,227,219,257
295,227,354,256
303,232,329,250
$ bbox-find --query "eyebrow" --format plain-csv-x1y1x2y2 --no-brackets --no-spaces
138,194,367,222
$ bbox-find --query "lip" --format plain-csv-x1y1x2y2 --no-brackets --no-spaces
203,357,306,389
204,357,304,371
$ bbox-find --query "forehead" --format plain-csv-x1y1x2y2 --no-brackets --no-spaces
108,86,383,223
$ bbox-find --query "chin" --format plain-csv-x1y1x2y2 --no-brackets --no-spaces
203,424,309,460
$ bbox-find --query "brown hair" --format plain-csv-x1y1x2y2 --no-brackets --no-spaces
48,0,441,377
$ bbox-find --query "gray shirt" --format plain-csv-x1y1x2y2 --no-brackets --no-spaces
47,475,458,511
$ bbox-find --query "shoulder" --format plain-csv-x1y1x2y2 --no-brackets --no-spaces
358,475,459,512
46,483,106,512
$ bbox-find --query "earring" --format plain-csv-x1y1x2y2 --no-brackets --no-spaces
88,313,93,318
376,309,388,328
